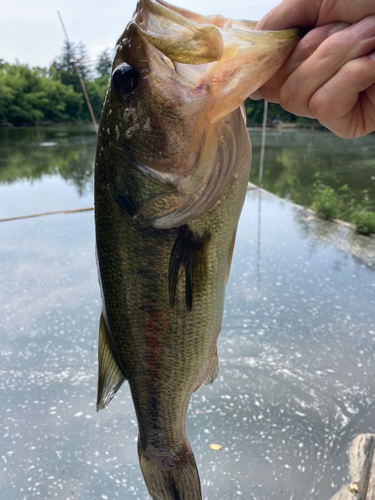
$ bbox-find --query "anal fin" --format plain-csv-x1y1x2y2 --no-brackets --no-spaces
96,314,126,411
202,350,219,385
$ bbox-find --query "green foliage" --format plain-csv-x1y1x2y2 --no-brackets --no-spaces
0,44,112,126
311,173,375,234
312,187,339,220
351,210,375,235
51,41,92,92
82,76,109,120
0,61,84,125
311,174,340,220
350,188,375,235
244,98,265,126
95,49,113,78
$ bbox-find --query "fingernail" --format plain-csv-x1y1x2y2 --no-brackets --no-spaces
249,90,263,100
352,16,375,40
329,22,351,36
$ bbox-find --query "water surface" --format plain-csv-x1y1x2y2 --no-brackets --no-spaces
0,185,374,499
0,126,96,219
0,126,374,220
249,128,375,208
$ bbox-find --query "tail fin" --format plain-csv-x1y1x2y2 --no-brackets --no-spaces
138,441,202,500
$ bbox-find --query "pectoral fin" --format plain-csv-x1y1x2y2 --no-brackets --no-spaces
168,226,211,311
96,315,127,411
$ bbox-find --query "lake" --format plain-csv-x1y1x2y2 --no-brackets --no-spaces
0,125,374,499
250,128,375,209
0,126,374,219
0,125,96,220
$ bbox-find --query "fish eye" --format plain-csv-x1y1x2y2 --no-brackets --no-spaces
112,63,139,95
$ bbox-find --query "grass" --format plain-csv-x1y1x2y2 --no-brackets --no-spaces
311,174,375,235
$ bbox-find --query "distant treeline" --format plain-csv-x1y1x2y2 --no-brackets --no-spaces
0,42,318,128
0,42,111,127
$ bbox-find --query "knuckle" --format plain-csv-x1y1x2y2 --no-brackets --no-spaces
340,58,365,82
309,88,329,119
259,81,278,103
326,35,350,53
297,31,323,59
279,80,298,113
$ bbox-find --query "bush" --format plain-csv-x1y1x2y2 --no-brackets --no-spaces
312,186,340,220
311,174,375,235
351,210,375,235
311,174,341,220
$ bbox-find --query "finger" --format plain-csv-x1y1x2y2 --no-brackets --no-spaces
248,89,263,100
256,0,321,31
278,16,375,118
310,52,375,138
258,22,350,103
256,0,375,31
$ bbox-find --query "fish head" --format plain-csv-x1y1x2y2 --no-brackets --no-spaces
98,0,299,227
106,13,212,161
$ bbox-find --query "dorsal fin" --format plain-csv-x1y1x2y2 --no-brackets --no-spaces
96,314,127,411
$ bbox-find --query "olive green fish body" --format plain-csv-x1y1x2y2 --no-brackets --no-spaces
96,106,249,481
95,1,299,498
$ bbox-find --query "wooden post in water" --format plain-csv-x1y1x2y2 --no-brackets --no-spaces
258,99,268,187
331,434,375,499
57,11,99,134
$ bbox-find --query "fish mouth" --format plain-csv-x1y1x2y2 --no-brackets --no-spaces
133,0,224,64
132,0,300,121
133,0,299,64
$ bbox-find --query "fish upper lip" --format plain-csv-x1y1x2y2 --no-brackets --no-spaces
133,0,224,64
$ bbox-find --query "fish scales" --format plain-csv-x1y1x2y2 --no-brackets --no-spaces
95,1,299,498
96,110,249,439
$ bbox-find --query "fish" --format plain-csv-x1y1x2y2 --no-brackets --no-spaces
94,1,298,498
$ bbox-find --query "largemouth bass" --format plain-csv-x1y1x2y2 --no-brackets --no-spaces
95,1,298,498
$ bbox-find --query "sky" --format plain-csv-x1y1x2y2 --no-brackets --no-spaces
0,0,281,69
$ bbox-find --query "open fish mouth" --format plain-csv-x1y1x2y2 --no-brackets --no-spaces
131,0,299,121
133,0,225,64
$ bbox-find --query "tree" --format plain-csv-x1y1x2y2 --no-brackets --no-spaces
0,61,82,126
95,49,113,78
51,41,92,92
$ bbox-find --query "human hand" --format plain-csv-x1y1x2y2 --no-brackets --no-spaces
253,0,375,138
